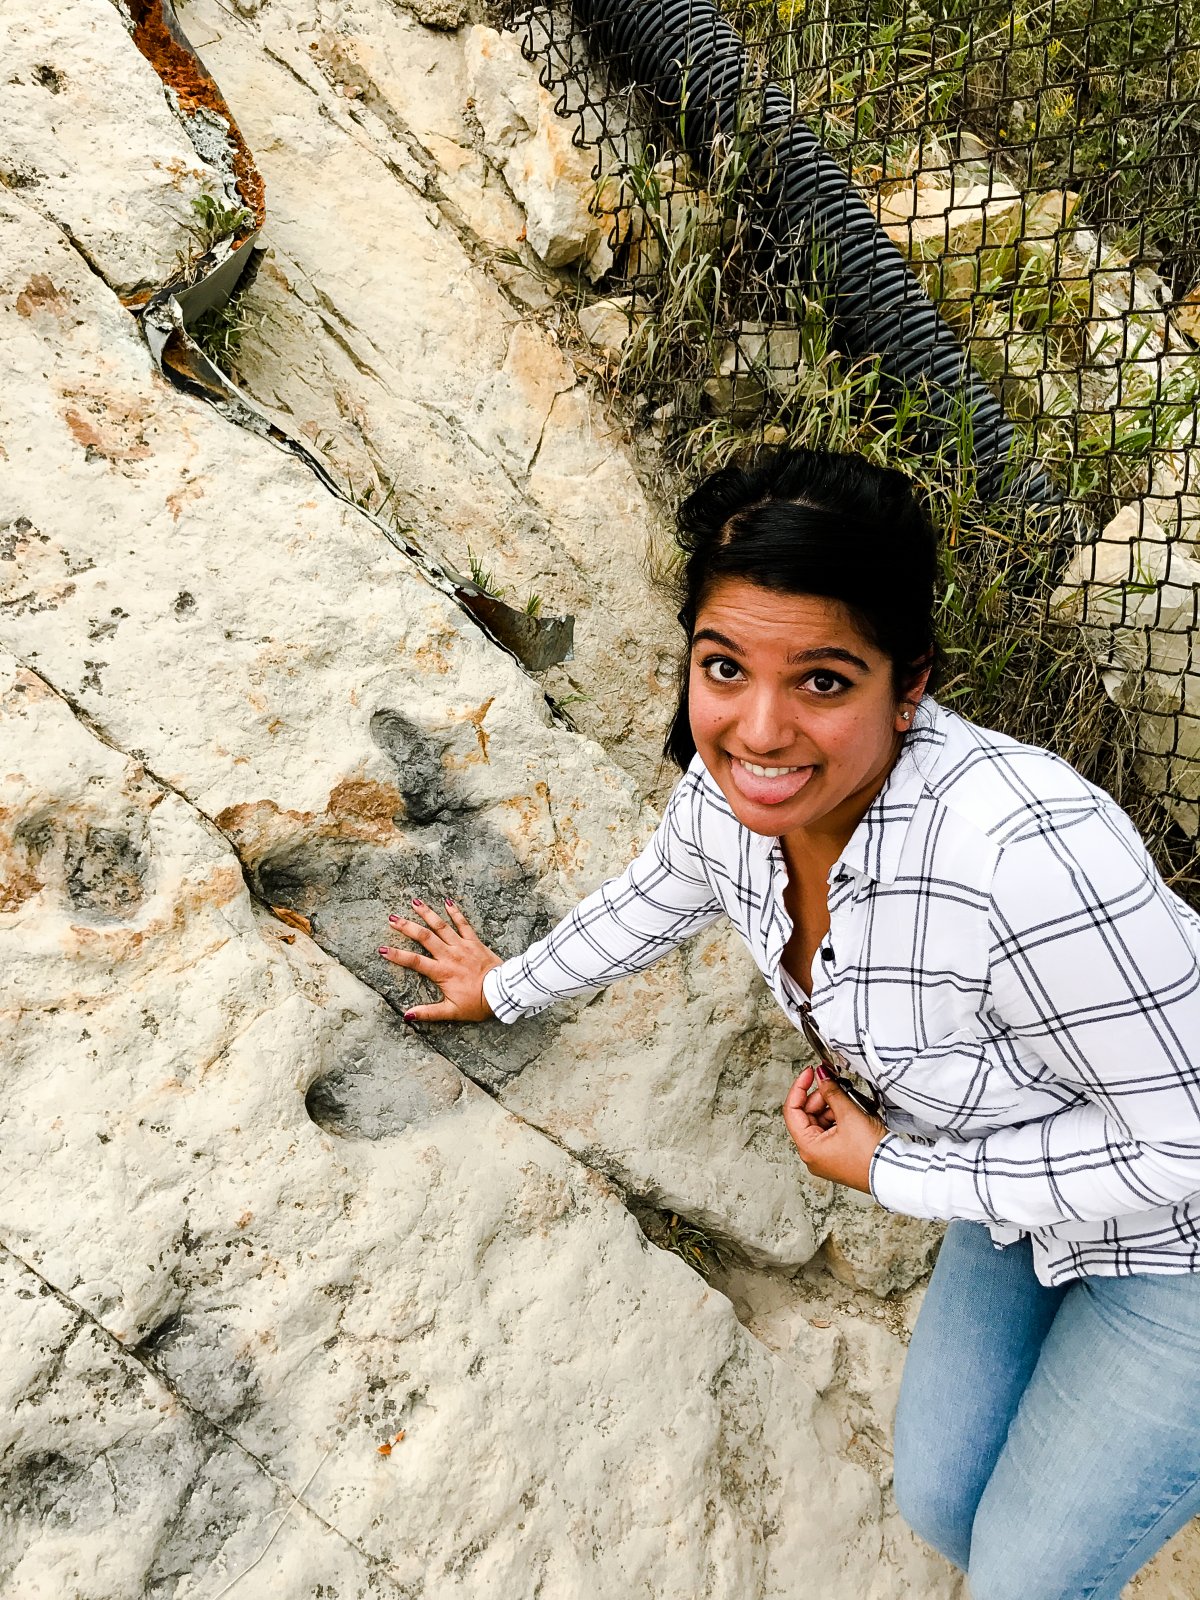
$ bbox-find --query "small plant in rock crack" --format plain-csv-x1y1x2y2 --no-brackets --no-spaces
187,193,253,253
189,293,259,378
467,546,506,599
633,1203,727,1281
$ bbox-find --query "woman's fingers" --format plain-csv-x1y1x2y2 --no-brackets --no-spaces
441,898,472,936
410,898,449,937
377,945,437,980
387,914,441,952
403,998,461,1023
785,1066,815,1112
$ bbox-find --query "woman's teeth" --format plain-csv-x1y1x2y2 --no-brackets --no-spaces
728,756,815,806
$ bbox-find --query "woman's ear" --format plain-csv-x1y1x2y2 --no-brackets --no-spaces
895,654,933,732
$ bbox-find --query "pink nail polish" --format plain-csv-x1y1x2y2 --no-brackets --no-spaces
412,897,425,908
378,946,389,956
815,1064,834,1083
444,897,455,909
403,1010,417,1022
388,914,401,925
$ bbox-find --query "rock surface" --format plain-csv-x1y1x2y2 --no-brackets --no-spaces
0,179,837,1273
1,652,895,1599
176,0,676,803
0,0,226,297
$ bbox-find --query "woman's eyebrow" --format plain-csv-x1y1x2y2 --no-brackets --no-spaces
692,629,870,673
691,627,744,653
787,646,870,671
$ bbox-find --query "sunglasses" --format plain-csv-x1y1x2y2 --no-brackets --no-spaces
798,1003,882,1118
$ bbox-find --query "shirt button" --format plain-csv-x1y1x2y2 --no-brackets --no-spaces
821,946,834,962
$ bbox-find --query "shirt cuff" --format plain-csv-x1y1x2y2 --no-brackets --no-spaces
482,960,545,1024
869,1133,940,1219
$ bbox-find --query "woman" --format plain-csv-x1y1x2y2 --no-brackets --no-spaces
377,449,1200,1599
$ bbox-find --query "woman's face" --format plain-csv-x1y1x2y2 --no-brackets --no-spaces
688,577,924,843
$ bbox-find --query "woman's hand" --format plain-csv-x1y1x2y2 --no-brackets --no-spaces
378,898,503,1023
782,1065,887,1194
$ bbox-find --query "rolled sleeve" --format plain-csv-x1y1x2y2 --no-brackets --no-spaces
869,1134,939,1217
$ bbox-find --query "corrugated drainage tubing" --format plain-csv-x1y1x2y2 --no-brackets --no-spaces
574,0,1064,519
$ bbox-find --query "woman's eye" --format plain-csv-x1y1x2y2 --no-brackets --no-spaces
807,670,849,695
701,655,743,683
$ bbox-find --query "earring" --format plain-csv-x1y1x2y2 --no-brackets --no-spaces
900,708,912,721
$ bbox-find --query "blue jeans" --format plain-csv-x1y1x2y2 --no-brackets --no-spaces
893,1220,1200,1599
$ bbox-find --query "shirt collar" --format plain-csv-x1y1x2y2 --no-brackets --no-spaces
832,696,944,885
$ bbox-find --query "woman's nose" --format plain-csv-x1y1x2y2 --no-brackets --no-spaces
738,689,796,753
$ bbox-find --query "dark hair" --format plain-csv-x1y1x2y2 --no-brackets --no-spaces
665,448,938,770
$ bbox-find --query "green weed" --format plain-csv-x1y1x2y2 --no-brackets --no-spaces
187,194,254,253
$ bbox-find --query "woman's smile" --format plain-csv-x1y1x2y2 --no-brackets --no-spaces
727,755,817,805
688,578,921,848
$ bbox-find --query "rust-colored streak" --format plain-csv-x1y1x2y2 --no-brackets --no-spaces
326,779,404,843
465,696,495,761
16,274,69,318
0,864,44,914
64,410,103,451
123,0,266,229
215,781,403,861
270,904,312,935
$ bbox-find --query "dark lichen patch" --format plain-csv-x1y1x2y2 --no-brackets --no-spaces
32,63,65,94
0,514,43,562
0,1450,88,1525
65,826,147,920
135,1315,258,1429
368,709,458,825
304,1019,463,1140
255,711,569,1090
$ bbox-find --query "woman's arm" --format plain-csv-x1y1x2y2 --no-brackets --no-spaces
869,802,1200,1227
381,765,724,1023
484,767,724,1020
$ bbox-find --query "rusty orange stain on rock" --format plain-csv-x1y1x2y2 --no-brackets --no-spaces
216,780,403,858
166,478,205,521
0,861,44,913
215,798,315,857
60,384,154,463
64,410,103,451
465,696,495,761
123,0,266,230
326,778,403,842
16,274,69,318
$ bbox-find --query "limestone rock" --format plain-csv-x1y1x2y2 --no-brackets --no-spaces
578,293,643,356
0,0,226,297
822,1191,944,1299
1053,505,1200,835
398,0,469,29
877,177,1024,320
704,324,805,418
0,183,832,1272
177,0,678,801
0,651,891,1598
466,26,605,271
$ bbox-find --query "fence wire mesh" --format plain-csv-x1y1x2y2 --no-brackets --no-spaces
502,0,1200,890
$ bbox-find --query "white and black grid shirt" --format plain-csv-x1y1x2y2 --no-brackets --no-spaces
483,697,1200,1285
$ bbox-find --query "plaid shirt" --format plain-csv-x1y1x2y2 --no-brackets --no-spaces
484,698,1200,1284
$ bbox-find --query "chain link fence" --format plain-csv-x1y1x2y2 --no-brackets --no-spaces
502,0,1200,889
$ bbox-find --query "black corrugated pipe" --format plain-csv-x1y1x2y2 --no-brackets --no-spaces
573,0,1069,525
